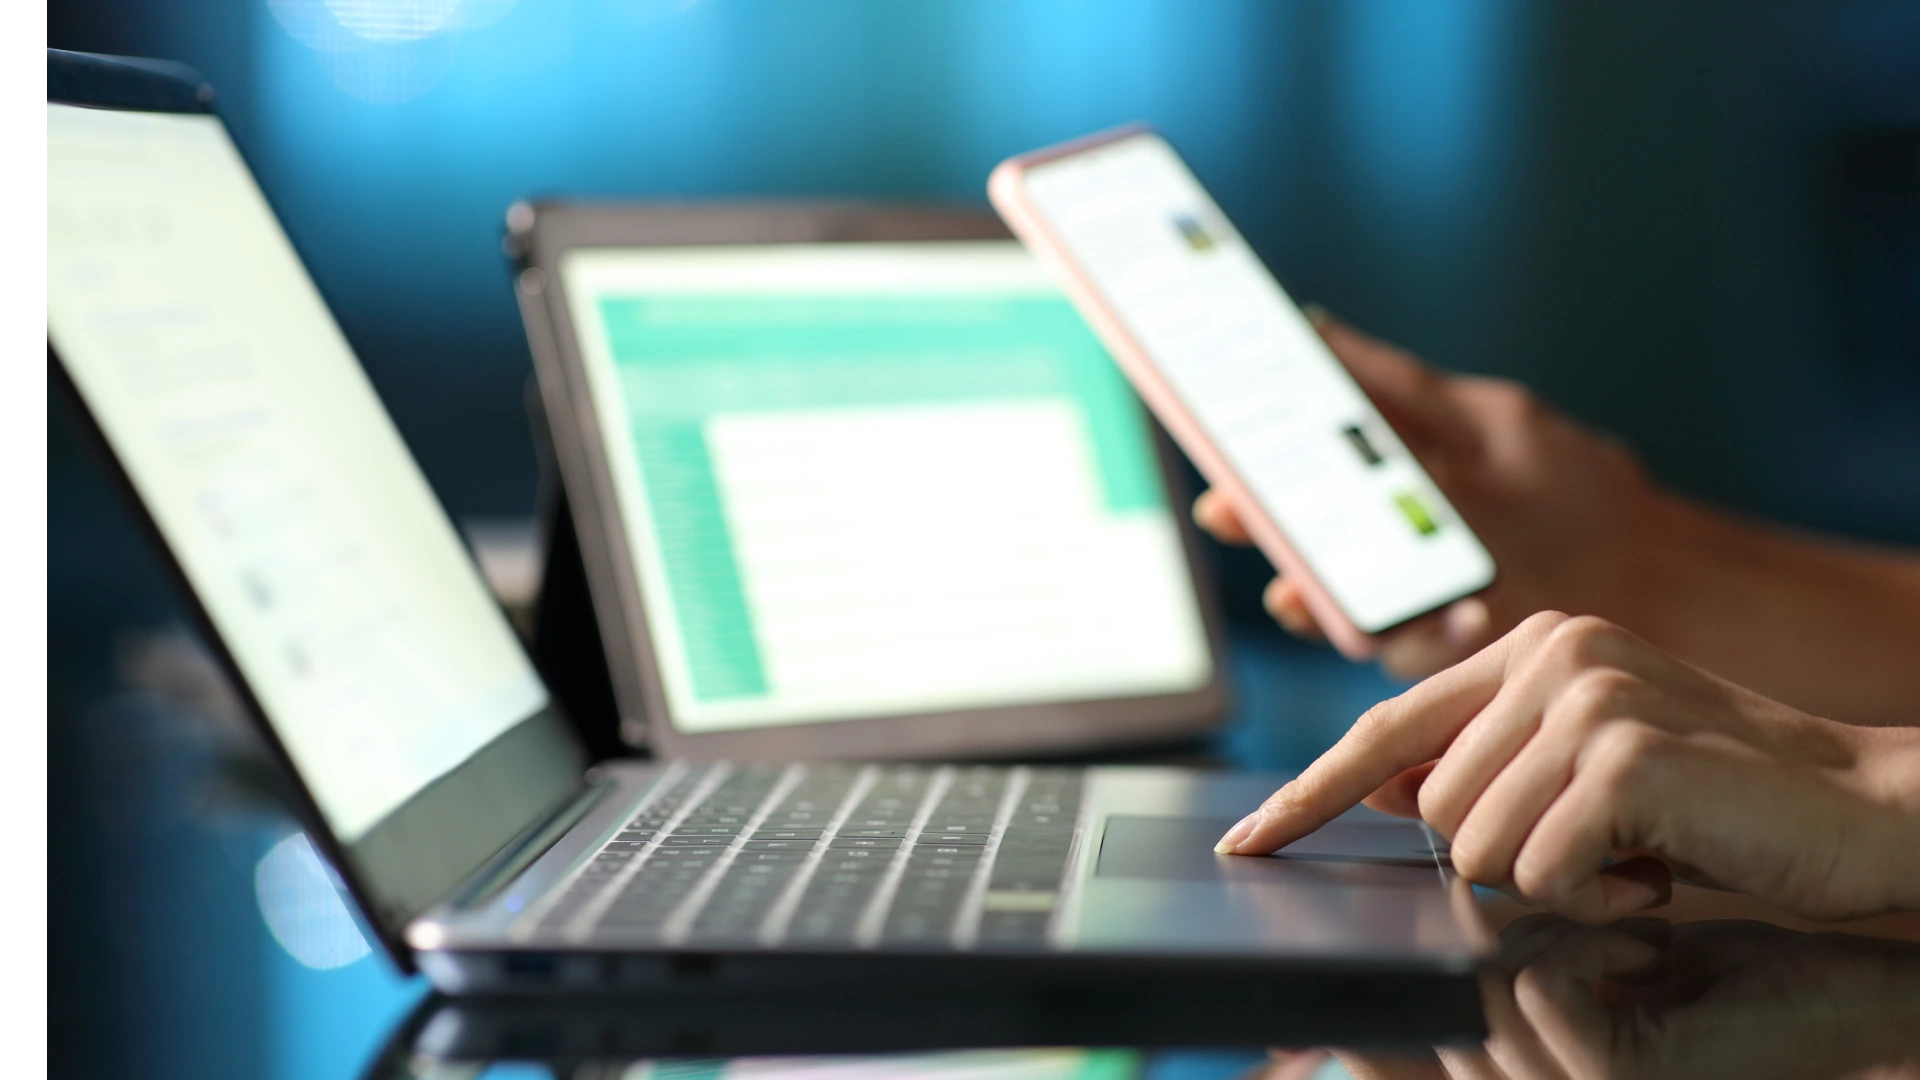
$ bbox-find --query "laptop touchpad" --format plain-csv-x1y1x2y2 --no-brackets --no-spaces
1095,816,1442,882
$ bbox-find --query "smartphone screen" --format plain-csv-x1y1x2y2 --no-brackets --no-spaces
1014,132,1494,634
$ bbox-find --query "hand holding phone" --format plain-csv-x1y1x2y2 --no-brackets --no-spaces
990,126,1496,658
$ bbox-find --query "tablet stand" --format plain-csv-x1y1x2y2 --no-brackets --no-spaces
525,378,639,761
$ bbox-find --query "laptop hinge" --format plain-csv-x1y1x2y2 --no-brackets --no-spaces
443,778,613,910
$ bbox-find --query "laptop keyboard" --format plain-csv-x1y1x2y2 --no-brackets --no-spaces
529,764,1084,950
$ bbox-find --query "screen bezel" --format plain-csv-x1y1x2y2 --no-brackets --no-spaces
48,50,588,972
990,126,1497,655
511,202,1233,761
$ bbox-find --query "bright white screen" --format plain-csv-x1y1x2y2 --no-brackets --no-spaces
561,244,1214,733
1023,134,1495,632
48,104,548,841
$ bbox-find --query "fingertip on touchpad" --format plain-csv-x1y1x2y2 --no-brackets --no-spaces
1094,815,1442,881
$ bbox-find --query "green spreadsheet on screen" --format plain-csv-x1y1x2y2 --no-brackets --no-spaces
562,243,1212,733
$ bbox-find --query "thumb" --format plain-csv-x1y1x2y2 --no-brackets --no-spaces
1305,307,1475,454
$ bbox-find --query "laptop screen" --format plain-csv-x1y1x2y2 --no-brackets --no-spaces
559,243,1215,735
48,102,550,843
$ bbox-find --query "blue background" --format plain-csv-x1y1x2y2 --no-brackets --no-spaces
52,0,1920,542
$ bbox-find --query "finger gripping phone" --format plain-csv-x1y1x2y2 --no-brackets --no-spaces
989,126,1495,659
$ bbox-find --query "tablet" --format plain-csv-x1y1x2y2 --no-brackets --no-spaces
508,204,1231,760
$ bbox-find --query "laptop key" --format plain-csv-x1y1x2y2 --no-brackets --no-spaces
742,839,817,852
905,850,975,868
661,836,736,847
829,837,902,850
918,833,989,846
750,829,824,841
914,844,985,857
922,820,994,834
736,850,813,863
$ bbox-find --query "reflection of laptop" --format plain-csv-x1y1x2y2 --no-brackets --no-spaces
379,972,1482,1071
49,49,1485,994
506,204,1233,760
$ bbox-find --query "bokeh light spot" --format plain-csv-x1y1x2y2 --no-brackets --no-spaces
254,832,372,970
323,0,465,42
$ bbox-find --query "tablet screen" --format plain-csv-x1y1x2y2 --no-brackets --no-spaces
560,243,1213,733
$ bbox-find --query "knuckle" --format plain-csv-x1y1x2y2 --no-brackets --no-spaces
1415,772,1462,835
1465,376,1539,419
1504,610,1571,675
1415,779,1443,826
1448,828,1493,882
1509,611,1572,660
1517,610,1570,637
1351,696,1401,743
1249,789,1296,828
1543,614,1621,666
1511,850,1560,903
1514,610,1572,647
1549,668,1641,731
1583,719,1667,794
1260,773,1322,820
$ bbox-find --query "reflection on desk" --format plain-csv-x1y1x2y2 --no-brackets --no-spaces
368,901,1920,1080
1265,911,1920,1080
390,1050,1146,1080
366,969,1475,1078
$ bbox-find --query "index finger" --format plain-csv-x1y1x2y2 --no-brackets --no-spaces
1217,614,1565,855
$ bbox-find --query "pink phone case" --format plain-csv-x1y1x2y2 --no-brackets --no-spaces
989,124,1380,661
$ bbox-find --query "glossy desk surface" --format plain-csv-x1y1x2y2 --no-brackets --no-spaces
373,895,1920,1080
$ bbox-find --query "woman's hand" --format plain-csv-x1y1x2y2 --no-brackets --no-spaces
1192,310,1659,681
1193,311,1920,725
1215,612,1920,924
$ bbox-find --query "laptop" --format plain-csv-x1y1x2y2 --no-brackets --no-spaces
48,49,1487,997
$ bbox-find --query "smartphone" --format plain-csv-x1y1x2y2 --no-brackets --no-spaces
989,126,1495,658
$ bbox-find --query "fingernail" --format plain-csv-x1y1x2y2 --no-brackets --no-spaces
1214,811,1261,854
1300,302,1332,327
